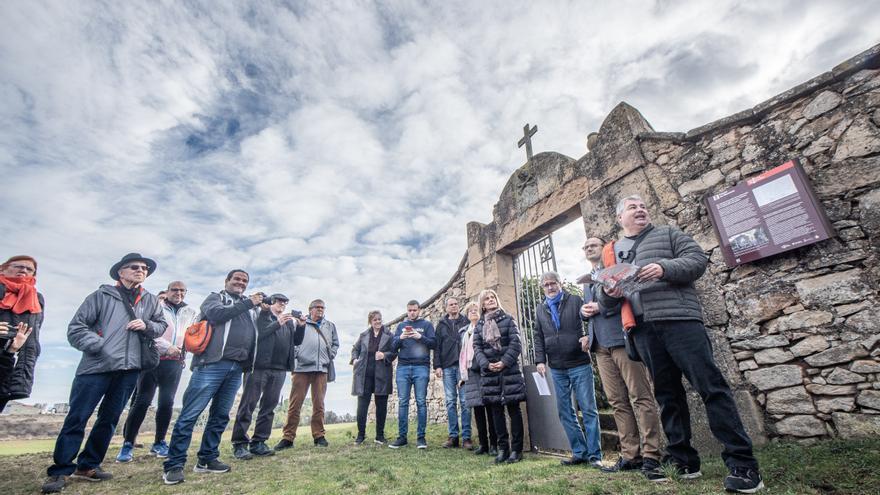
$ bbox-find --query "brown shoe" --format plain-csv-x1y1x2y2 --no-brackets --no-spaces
442,436,459,448
462,439,474,450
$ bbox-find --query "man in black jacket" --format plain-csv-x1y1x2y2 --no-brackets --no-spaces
432,297,470,449
533,271,602,468
231,294,305,459
599,195,763,493
163,269,262,486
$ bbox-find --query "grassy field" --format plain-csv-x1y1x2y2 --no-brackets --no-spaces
1,423,878,495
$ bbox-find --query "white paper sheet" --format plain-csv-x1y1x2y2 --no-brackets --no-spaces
532,371,551,396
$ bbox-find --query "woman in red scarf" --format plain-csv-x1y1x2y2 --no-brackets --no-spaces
0,255,43,413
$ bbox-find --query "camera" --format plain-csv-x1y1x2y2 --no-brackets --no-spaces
290,310,303,318
261,295,274,305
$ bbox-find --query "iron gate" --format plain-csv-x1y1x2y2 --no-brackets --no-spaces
513,235,557,365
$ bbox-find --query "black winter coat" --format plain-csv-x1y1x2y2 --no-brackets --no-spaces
433,314,469,370
351,328,397,396
473,310,526,405
0,284,43,401
533,292,592,369
460,323,486,408
255,310,304,371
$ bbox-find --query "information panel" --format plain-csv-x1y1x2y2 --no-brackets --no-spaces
704,159,835,267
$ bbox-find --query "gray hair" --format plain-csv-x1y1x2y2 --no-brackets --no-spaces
540,271,562,285
616,194,646,216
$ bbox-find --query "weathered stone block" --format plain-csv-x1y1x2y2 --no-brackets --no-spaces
774,415,826,437
826,367,866,385
732,334,789,350
805,384,858,395
754,348,795,365
795,269,872,307
851,360,880,374
857,188,880,235
845,309,879,334
857,390,880,410
746,365,803,391
803,90,843,120
816,396,856,413
833,412,880,438
805,342,870,367
678,168,723,197
832,115,880,162
765,310,833,333
766,386,816,414
836,300,871,317
739,359,759,371
790,336,830,357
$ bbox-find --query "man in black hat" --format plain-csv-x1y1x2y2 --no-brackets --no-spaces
42,253,166,494
231,293,305,459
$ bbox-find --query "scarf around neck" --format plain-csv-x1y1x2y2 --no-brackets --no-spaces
0,275,42,314
459,322,476,382
482,309,503,352
546,291,563,330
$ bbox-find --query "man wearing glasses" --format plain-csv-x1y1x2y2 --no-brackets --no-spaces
532,271,603,468
118,281,199,462
42,253,167,494
276,299,338,450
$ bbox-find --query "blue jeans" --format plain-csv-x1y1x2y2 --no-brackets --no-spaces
550,364,602,461
164,360,242,471
47,370,140,476
442,366,471,439
396,364,429,439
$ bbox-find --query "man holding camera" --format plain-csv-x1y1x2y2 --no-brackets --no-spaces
389,300,436,449
276,299,338,450
232,293,305,459
163,269,261,485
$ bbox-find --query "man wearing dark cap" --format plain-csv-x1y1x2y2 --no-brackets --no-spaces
42,253,167,494
231,293,305,459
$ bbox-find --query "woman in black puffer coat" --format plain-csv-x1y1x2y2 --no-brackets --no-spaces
473,289,526,464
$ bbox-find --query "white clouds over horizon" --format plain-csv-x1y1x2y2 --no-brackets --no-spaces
1,0,878,412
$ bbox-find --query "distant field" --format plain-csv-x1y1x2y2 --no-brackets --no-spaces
2,423,878,494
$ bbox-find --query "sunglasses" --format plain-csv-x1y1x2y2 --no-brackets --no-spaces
124,264,149,272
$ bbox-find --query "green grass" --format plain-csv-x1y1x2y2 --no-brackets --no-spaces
1,424,878,494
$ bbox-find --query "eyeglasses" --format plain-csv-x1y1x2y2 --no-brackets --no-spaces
124,264,149,272
7,264,35,273
168,288,187,293
311,306,325,310
542,281,559,288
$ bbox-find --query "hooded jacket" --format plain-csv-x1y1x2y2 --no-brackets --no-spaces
0,284,43,400
67,284,166,376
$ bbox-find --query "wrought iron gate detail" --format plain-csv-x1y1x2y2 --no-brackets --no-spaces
513,235,557,366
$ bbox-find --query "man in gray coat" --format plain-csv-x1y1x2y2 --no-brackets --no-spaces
42,253,166,494
599,195,763,493
276,299,339,449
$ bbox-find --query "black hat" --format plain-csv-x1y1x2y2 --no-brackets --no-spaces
270,293,289,303
110,253,157,281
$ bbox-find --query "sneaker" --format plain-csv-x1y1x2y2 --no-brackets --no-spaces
41,475,67,494
193,459,230,473
233,444,254,460
71,467,113,482
661,455,702,479
588,459,604,469
354,436,365,446
116,441,134,463
642,458,669,482
133,442,144,448
417,437,427,449
314,436,329,447
274,439,294,451
150,440,169,458
561,456,587,466
374,436,387,445
601,457,643,473
724,467,764,493
249,442,275,457
442,436,459,448
163,467,185,485
388,437,408,449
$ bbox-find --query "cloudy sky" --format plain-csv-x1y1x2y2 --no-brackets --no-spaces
2,1,877,415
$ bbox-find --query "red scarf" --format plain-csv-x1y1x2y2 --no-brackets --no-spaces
0,275,42,314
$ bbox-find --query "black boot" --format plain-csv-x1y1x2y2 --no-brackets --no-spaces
473,444,488,455
507,451,523,463
494,449,509,464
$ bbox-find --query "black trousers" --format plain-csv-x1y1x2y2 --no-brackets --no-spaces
632,318,758,470
356,394,388,439
123,359,184,444
473,405,497,448
490,402,523,453
232,368,286,446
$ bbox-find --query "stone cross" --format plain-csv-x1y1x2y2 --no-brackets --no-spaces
517,123,538,163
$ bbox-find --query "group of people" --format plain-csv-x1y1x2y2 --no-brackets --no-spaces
0,193,764,495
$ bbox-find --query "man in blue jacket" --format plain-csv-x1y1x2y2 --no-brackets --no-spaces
162,269,262,486
389,300,436,449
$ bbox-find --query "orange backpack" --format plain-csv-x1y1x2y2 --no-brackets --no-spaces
184,320,213,355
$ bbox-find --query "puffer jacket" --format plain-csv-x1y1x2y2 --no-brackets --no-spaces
533,291,591,370
597,224,708,322
68,285,166,376
473,310,526,405
0,284,43,400
460,322,485,408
